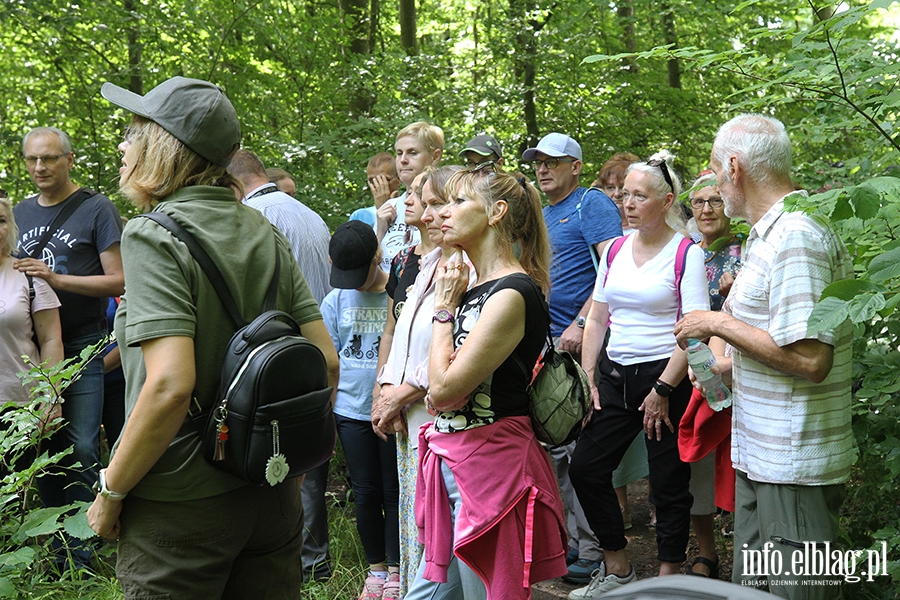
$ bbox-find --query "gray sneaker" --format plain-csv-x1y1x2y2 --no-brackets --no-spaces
567,563,635,599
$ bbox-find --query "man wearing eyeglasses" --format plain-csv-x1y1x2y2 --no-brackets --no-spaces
522,133,622,356
522,132,622,585
13,126,124,573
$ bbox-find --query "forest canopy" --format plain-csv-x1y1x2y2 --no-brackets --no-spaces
0,0,897,225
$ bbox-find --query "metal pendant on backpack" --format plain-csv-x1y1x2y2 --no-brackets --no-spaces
265,420,290,486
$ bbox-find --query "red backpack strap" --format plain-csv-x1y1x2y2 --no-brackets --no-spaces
602,235,629,289
673,236,694,320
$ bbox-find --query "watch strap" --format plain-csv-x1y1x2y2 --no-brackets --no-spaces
433,309,455,324
653,380,675,398
97,468,128,500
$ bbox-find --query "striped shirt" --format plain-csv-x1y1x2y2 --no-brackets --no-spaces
726,195,855,485
243,187,332,304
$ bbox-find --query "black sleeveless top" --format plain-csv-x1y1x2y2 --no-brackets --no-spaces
433,273,549,433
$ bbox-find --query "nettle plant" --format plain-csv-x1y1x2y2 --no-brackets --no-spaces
0,339,106,595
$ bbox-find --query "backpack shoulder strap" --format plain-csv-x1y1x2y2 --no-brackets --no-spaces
673,236,694,321
602,234,629,289
137,212,245,330
26,188,94,259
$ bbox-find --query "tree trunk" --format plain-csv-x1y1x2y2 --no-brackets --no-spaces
660,1,680,89
124,0,143,94
399,0,418,56
369,0,379,53
340,0,376,115
509,0,541,153
616,0,638,73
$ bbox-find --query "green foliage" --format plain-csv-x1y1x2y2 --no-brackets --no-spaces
785,160,900,600
0,339,113,597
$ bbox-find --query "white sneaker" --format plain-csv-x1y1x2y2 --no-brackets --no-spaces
567,563,635,599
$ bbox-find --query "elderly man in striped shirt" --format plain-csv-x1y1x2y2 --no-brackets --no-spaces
675,114,853,599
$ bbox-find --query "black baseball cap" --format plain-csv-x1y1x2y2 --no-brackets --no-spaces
329,221,379,289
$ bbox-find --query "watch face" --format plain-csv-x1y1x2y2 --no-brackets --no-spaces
434,309,453,323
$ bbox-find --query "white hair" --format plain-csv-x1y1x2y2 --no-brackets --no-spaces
688,172,717,200
627,149,684,230
712,114,791,185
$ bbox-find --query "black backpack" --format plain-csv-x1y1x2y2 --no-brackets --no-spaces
138,212,335,486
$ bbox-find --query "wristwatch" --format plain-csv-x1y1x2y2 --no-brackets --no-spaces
653,380,675,398
92,468,128,501
433,309,455,324
575,316,586,329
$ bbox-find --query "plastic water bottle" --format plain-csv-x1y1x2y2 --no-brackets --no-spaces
686,338,732,411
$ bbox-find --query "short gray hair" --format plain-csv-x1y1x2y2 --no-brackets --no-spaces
712,114,791,185
23,127,73,155
688,172,717,200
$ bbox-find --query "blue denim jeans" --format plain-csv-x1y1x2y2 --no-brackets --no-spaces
37,330,105,569
405,460,487,600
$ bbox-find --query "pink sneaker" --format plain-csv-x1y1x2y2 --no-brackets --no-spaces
382,573,401,600
359,575,385,599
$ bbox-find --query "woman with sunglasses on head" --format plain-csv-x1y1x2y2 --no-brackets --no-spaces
407,165,567,600
567,151,710,598
679,171,742,579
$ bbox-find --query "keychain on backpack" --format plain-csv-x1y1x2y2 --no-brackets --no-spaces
213,404,229,461
265,420,289,486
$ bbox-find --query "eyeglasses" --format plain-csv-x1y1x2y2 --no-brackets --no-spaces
690,196,724,209
24,154,67,167
647,158,674,193
463,160,498,174
464,158,494,168
604,184,623,196
532,157,573,170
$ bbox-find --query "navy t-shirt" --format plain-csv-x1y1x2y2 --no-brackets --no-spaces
14,190,123,342
544,187,621,336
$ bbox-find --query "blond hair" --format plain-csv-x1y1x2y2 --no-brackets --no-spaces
120,117,239,211
0,198,18,257
449,169,551,292
396,121,445,154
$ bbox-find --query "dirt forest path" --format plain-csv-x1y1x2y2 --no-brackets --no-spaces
533,477,735,598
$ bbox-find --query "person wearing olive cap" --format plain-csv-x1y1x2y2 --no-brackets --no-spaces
459,134,504,168
87,76,339,597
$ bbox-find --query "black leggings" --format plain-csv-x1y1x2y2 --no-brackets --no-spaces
570,351,693,564
335,414,401,566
